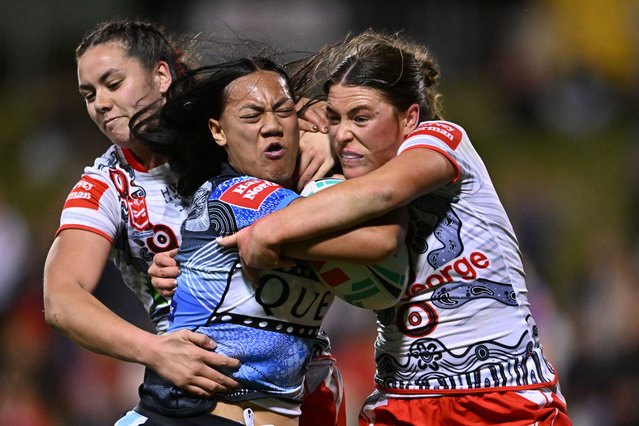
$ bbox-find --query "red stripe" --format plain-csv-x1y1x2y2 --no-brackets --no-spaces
64,176,109,210
410,122,463,150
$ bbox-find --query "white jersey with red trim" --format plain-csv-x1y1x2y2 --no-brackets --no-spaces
56,145,188,333
374,120,557,395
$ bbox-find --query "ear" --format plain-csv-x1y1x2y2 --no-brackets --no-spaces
401,103,420,138
155,61,173,95
209,118,226,147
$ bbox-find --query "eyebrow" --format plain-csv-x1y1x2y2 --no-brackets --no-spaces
78,68,119,92
326,104,371,115
239,97,294,111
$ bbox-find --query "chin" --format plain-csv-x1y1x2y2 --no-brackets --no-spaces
343,167,375,180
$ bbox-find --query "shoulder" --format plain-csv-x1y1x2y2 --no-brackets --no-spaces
405,120,469,150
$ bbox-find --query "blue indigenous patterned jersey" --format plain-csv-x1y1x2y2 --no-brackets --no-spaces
168,167,335,403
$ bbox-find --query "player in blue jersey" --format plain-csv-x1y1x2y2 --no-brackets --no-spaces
118,57,406,425
43,19,344,426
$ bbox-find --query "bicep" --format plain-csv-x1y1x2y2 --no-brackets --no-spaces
44,229,112,295
371,147,457,209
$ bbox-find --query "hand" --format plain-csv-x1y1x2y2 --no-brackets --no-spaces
148,249,180,298
295,130,336,192
217,226,295,270
296,98,328,133
146,329,241,398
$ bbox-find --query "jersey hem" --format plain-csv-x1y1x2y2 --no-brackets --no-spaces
376,376,558,396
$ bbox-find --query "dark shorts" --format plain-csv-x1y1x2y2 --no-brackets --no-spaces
130,403,243,426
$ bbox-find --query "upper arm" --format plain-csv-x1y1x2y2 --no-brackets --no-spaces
44,229,112,297
366,147,457,210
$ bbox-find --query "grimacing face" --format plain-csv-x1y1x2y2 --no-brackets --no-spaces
326,83,418,179
209,70,300,187
77,41,171,149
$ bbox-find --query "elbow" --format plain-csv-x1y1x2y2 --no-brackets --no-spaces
43,292,65,331
367,235,401,264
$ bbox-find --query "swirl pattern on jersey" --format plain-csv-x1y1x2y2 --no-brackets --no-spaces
167,173,330,403
375,331,554,391
431,279,517,309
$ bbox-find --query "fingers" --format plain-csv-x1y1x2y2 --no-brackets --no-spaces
297,99,328,131
184,329,216,350
183,372,240,398
157,249,179,266
153,278,177,298
216,233,238,248
296,156,335,192
298,119,322,133
206,352,241,372
148,249,181,283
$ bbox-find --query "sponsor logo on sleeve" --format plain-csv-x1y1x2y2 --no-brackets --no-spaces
219,179,282,210
410,122,462,150
63,176,109,210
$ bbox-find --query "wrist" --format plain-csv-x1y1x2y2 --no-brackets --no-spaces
134,332,159,367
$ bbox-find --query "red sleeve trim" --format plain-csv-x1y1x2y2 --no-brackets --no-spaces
55,224,114,244
401,145,462,184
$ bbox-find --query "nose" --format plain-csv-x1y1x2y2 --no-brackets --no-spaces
93,88,111,113
261,111,284,136
332,122,353,147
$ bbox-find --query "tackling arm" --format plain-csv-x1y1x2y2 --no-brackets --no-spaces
43,229,240,397
219,148,454,268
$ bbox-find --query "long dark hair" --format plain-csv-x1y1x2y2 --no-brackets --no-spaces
76,19,194,81
131,57,295,198
289,30,444,121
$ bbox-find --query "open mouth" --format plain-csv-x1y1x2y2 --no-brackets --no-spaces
339,150,364,161
264,142,285,159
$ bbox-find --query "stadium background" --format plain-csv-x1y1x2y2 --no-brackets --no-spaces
1,0,638,424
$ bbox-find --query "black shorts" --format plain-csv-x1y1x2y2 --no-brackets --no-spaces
133,404,243,425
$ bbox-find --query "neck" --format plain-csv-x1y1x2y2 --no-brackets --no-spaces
126,145,168,170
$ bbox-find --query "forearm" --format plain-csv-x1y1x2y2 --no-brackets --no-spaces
43,231,159,367
260,174,395,248
282,209,407,264
256,150,444,245
44,285,157,365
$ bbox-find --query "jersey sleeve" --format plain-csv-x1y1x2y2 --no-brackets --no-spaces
56,170,120,243
398,121,465,184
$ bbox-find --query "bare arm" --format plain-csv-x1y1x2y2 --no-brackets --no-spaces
282,208,408,264
43,229,240,396
219,148,454,268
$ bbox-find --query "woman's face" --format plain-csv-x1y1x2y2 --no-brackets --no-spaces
77,42,171,148
210,70,299,187
326,83,417,179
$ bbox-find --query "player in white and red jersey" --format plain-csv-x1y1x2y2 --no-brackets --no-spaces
218,30,572,425
58,144,186,333
43,20,346,426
